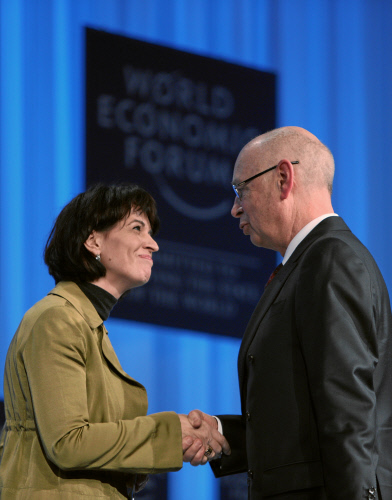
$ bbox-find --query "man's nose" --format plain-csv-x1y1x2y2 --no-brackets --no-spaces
231,197,243,218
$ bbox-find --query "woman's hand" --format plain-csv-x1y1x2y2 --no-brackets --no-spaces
179,413,230,466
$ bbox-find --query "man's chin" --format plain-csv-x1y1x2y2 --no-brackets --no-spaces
249,234,263,247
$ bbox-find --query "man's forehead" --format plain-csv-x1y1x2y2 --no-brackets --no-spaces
232,145,264,183
232,158,246,184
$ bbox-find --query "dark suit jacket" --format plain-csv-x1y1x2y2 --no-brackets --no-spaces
211,217,392,500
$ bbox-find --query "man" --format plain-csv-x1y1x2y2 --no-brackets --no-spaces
189,127,392,499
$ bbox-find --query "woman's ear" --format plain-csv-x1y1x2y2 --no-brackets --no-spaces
276,159,294,200
84,231,101,257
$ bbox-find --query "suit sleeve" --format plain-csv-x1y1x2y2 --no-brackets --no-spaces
23,305,182,474
296,238,380,497
210,415,247,477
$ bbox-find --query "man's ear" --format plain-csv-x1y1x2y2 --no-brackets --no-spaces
84,231,101,257
276,159,294,200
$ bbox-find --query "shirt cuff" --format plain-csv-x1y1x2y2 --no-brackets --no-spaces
214,416,223,434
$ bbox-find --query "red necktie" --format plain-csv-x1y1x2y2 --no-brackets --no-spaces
265,263,283,288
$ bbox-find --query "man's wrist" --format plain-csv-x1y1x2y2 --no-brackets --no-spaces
214,416,223,434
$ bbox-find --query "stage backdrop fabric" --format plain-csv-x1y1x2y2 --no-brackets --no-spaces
2,1,392,500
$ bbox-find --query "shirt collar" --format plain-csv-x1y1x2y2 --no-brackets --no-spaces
77,282,117,321
282,213,338,265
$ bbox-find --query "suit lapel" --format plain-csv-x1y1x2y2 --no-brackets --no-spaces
237,259,298,400
237,216,350,404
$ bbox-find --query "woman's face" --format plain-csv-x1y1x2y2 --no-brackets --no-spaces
91,208,159,298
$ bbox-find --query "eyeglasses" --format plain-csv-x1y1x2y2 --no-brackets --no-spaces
232,161,299,199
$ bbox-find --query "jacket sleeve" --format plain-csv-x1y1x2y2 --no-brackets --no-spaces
23,305,183,474
210,415,247,477
295,238,381,498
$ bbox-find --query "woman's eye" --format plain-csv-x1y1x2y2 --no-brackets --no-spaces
133,225,141,232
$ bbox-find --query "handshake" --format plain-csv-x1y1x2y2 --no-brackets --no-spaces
133,410,231,494
179,410,231,466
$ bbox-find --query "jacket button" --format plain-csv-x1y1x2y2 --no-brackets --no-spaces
247,470,253,479
248,354,254,363
246,411,251,421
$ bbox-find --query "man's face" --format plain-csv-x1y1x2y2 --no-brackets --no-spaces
231,145,279,250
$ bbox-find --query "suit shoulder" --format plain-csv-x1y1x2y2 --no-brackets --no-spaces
303,230,376,270
296,230,388,303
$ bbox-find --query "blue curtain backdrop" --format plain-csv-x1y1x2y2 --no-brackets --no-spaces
1,1,392,499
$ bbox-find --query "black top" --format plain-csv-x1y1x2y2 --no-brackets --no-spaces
77,282,117,321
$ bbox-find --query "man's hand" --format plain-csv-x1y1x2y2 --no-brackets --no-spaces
188,409,219,431
179,411,231,466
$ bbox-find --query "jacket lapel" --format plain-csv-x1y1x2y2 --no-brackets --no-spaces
237,259,298,403
237,216,350,404
100,326,145,388
48,281,145,388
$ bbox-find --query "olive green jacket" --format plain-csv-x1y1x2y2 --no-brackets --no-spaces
0,282,182,499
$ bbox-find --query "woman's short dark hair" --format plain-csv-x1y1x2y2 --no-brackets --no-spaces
44,183,160,284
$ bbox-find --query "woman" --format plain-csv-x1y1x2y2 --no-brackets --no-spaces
0,183,229,499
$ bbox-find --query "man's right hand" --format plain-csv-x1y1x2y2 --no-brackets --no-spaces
180,410,230,466
187,409,219,431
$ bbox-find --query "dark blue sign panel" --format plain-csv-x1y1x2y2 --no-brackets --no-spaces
85,27,276,337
